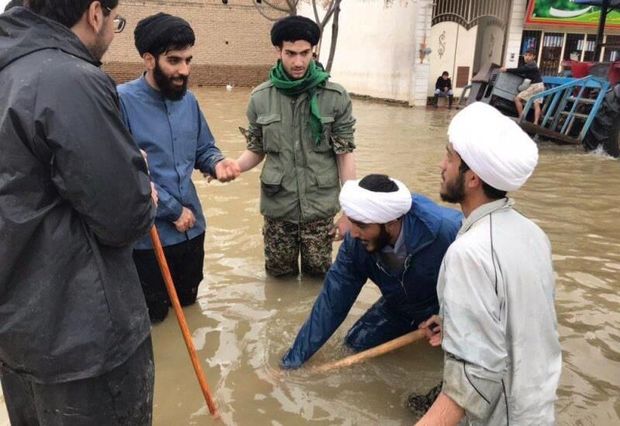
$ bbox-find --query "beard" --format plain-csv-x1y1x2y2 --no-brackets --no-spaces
89,31,110,61
154,62,188,101
364,225,392,253
440,170,466,203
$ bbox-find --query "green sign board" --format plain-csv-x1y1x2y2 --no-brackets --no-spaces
526,0,620,28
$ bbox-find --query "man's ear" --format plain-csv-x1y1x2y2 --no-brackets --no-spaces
143,53,156,71
85,0,105,33
385,218,401,234
465,169,482,191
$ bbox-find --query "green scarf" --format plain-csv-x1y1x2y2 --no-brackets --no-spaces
269,60,330,144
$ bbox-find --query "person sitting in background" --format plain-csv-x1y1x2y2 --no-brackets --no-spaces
434,71,454,109
501,48,544,125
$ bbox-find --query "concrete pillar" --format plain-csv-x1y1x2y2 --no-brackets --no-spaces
409,0,433,107
503,0,528,68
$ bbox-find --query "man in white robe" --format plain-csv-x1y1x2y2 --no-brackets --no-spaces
416,102,562,425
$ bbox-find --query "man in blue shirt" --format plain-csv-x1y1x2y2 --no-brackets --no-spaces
281,174,462,368
118,13,240,322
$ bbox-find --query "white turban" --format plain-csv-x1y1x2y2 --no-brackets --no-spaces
339,178,412,224
448,102,538,192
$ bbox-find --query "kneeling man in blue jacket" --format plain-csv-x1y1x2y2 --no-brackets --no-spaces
282,174,463,368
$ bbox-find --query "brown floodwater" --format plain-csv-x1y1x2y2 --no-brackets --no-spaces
144,87,620,425
3,86,614,425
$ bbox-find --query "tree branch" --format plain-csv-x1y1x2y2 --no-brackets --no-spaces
312,0,320,23
325,0,341,72
320,0,337,29
286,0,298,15
259,0,291,13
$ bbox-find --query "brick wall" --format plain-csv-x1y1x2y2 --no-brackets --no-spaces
103,0,285,86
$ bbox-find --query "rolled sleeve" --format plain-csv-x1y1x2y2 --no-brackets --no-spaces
245,97,264,154
439,244,508,421
442,353,504,421
331,90,356,154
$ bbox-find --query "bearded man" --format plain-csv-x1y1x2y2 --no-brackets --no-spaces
232,15,357,278
416,102,561,425
117,13,240,323
281,174,462,369
0,1,156,423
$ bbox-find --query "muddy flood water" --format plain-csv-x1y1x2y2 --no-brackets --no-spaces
2,87,619,425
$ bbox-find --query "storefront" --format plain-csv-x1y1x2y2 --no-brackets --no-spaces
521,0,620,76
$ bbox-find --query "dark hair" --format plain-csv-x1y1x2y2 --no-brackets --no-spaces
134,14,195,57
28,0,118,28
459,160,507,200
442,71,449,76
152,28,195,56
524,48,536,56
358,174,399,192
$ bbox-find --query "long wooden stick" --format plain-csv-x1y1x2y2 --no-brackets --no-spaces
149,226,219,418
312,329,426,373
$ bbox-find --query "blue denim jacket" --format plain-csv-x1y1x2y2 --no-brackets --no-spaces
282,194,463,368
118,77,224,249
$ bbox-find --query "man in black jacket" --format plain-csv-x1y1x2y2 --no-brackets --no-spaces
501,48,545,125
434,71,454,109
0,1,156,424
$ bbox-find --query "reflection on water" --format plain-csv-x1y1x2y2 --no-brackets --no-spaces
149,87,620,425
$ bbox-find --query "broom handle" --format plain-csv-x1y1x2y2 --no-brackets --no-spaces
312,329,426,373
149,226,219,418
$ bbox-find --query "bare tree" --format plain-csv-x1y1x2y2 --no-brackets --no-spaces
252,0,342,72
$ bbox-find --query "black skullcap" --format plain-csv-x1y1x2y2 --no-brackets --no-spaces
271,15,320,47
134,12,195,56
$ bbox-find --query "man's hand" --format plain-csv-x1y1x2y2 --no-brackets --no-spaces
419,315,443,347
500,67,507,72
150,182,158,207
173,207,196,233
214,158,241,183
330,214,352,241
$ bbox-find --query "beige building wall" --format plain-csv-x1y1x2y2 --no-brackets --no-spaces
102,0,284,86
428,0,527,97
299,0,434,107
428,22,478,97
475,21,505,70
429,22,473,97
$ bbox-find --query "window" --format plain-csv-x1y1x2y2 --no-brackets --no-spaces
604,35,620,62
540,32,563,76
564,33,584,61
519,30,541,67
582,34,598,62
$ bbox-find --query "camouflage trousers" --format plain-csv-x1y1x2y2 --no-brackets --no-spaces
263,216,334,277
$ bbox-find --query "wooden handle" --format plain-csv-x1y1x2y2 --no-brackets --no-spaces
312,329,426,374
149,226,219,418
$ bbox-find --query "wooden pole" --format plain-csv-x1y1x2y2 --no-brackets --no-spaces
149,226,219,418
312,329,426,374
